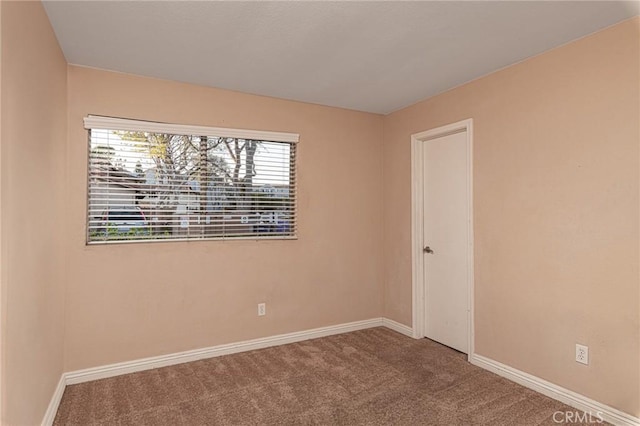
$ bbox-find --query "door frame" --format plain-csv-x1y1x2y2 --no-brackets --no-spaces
410,118,474,359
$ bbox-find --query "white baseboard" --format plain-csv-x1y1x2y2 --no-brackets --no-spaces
50,319,639,426
470,353,639,426
65,318,385,385
41,375,66,426
45,320,638,426
45,317,400,424
381,317,414,337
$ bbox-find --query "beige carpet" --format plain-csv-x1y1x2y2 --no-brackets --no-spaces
54,327,595,425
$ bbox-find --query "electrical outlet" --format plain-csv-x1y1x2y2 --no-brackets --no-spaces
258,303,266,316
575,344,589,365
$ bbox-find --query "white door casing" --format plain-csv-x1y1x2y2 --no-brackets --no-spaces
411,119,474,358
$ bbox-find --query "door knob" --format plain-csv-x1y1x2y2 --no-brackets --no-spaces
423,246,434,254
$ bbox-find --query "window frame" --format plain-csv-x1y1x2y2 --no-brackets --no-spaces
84,115,299,245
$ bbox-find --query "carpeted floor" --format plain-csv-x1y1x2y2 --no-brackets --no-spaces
54,327,594,425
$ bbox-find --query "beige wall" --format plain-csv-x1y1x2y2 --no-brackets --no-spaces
64,66,384,371
0,1,68,425
383,17,640,416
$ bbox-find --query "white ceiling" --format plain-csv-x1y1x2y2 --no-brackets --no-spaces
43,1,638,114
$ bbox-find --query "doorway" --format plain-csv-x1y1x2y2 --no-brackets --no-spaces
411,119,474,357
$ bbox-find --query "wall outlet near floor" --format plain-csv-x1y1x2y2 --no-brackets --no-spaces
575,344,589,365
258,303,266,316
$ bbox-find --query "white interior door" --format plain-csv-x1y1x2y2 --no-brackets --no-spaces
422,130,469,353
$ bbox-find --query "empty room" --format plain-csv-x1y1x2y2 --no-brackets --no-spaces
0,1,638,425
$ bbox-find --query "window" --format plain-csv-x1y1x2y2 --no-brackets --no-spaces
85,116,298,244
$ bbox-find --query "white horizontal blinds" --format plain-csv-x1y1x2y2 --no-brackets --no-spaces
85,117,298,244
